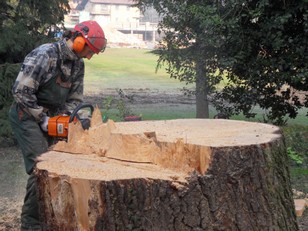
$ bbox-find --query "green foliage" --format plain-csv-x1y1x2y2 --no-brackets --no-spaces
101,89,138,122
283,125,308,167
0,0,70,64
290,167,308,178
289,167,308,195
0,0,70,145
287,147,304,165
284,124,308,194
0,63,20,146
102,96,114,122
115,89,135,120
0,63,20,109
211,0,308,125
0,118,15,147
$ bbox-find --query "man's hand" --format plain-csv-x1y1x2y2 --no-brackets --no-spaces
77,109,91,130
80,118,91,130
40,116,50,132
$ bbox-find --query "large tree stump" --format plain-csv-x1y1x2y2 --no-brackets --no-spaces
35,108,298,230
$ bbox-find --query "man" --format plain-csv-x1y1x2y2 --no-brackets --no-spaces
9,20,107,230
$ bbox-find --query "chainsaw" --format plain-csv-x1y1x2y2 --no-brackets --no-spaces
48,103,94,139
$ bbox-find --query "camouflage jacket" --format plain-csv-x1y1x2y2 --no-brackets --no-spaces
12,39,85,122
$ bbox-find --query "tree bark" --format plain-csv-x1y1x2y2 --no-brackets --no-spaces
35,108,298,230
195,59,209,118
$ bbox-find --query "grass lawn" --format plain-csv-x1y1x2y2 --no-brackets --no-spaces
84,48,191,93
84,48,196,120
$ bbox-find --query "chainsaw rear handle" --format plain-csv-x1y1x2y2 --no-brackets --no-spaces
69,103,94,123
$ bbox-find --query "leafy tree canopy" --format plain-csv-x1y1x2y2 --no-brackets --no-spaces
214,0,308,125
134,0,308,125
0,0,70,64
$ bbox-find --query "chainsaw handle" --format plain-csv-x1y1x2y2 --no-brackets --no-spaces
69,103,94,123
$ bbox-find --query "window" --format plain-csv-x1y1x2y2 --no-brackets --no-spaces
100,4,108,11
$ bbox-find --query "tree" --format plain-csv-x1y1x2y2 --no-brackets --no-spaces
0,0,70,146
0,0,70,64
134,0,308,124
134,0,227,118
212,0,308,125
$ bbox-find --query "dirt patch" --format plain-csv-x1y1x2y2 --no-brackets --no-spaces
84,89,196,109
0,146,27,231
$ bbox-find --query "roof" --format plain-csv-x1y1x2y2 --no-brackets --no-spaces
89,0,134,4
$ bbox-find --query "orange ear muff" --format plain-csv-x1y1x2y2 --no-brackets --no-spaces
73,36,86,52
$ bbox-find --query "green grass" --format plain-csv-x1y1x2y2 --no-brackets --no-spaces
84,48,197,121
229,107,308,126
290,167,308,196
290,168,308,178
84,48,191,93
132,104,197,121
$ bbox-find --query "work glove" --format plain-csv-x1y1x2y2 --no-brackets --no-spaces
80,118,91,130
77,109,91,130
40,116,50,132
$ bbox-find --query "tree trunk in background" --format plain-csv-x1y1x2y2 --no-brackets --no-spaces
35,109,298,230
195,59,209,118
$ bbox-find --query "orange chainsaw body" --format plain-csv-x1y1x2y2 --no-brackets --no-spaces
47,103,94,139
48,115,77,138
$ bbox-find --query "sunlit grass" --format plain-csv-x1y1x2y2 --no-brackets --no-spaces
84,48,191,92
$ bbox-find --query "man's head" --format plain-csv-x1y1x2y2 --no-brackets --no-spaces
72,20,107,59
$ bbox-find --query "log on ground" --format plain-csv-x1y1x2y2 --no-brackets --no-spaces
35,110,298,230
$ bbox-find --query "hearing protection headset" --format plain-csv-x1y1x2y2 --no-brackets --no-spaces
72,35,86,52
72,24,89,52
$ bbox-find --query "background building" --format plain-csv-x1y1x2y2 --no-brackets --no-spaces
64,0,161,48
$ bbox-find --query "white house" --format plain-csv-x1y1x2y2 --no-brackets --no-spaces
65,0,159,42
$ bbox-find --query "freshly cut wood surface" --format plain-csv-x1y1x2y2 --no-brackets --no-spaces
36,109,298,230
51,108,281,174
37,151,187,183
113,119,281,146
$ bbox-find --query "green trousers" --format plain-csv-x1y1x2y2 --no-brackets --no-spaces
21,174,41,230
9,103,49,229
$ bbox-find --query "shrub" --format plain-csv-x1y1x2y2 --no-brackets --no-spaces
283,125,308,167
0,63,20,146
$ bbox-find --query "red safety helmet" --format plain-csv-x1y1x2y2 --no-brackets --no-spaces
74,20,107,54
